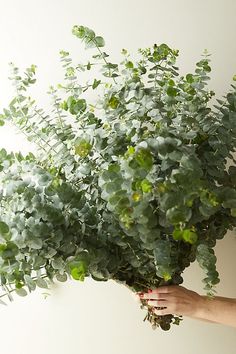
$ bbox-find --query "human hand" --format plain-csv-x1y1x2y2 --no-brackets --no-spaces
136,285,205,318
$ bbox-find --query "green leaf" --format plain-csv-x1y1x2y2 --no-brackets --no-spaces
173,228,198,244
92,79,101,89
108,96,119,109
0,222,9,235
36,278,48,289
182,229,198,244
153,240,172,279
186,73,194,83
166,87,177,96
108,190,126,205
24,275,36,291
135,148,153,170
74,139,92,157
160,191,183,210
132,192,142,202
38,174,52,186
166,206,192,224
72,25,86,38
72,25,95,42
33,256,46,268
56,273,68,282
196,244,219,291
125,61,134,69
94,36,105,48
15,288,28,297
52,258,65,270
180,154,201,171
71,263,85,280
71,267,85,281
140,179,152,193
85,62,91,71
199,204,216,218
105,179,122,193
69,258,88,281
67,97,87,115
60,101,68,111
222,198,236,209
27,238,43,250
148,137,180,156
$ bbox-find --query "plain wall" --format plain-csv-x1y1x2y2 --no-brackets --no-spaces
0,1,236,353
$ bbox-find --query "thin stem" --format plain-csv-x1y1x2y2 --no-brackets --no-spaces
85,35,117,85
50,90,64,129
32,108,61,155
10,118,48,155
14,84,58,156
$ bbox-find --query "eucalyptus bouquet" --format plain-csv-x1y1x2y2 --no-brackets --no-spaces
0,25,236,331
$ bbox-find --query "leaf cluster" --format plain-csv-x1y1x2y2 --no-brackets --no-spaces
1,25,236,331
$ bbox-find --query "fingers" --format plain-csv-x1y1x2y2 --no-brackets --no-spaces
141,292,172,300
151,299,182,317
152,286,177,294
139,286,180,300
147,299,168,307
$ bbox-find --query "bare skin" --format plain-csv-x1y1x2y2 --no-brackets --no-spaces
136,285,236,327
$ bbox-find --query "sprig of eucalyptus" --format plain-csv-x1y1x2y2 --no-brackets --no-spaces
0,25,236,331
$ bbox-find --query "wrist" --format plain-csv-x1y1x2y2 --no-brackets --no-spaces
193,295,210,319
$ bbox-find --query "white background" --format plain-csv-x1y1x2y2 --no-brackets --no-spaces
0,1,236,353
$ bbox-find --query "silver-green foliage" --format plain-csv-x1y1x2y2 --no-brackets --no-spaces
1,25,236,330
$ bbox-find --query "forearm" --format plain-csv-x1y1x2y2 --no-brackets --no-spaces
194,296,236,327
